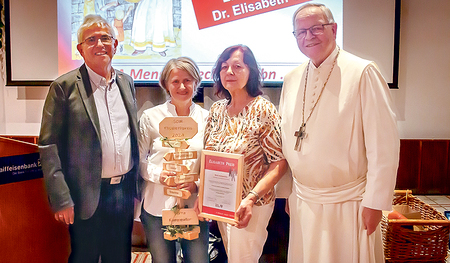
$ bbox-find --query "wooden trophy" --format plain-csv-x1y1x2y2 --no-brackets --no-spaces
159,117,201,240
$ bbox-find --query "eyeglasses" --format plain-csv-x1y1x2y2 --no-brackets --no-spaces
80,35,114,46
292,23,333,39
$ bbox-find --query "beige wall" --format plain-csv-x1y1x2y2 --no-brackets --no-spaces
393,0,450,139
0,83,168,136
1,0,450,139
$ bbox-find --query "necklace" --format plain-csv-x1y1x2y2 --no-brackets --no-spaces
294,47,340,151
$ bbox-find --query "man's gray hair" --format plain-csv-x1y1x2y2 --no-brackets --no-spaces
77,15,116,44
292,3,335,28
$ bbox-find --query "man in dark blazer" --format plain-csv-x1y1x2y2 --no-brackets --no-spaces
38,14,139,263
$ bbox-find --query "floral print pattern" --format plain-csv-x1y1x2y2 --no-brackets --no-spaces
204,96,285,205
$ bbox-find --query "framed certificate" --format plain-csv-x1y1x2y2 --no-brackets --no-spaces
198,150,244,224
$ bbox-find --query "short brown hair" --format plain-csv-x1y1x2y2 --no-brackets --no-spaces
212,44,263,101
159,57,202,96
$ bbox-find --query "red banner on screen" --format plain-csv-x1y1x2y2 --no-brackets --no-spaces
192,0,310,29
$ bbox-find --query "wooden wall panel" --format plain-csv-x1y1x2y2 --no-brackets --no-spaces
3,136,450,195
396,140,420,191
395,139,450,195
448,143,450,194
419,140,449,194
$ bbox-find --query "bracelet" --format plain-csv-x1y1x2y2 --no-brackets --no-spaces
249,190,260,201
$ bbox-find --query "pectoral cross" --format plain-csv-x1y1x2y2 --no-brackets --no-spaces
294,123,306,151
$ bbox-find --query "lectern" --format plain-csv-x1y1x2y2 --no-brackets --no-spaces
0,136,70,263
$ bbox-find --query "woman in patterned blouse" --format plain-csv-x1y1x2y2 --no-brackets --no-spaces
203,45,288,263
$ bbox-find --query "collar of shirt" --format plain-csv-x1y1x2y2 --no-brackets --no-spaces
310,45,340,71
85,64,116,91
167,100,196,116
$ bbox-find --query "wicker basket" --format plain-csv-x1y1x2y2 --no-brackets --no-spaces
381,190,450,262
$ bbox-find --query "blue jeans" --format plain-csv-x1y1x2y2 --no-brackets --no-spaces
140,208,210,263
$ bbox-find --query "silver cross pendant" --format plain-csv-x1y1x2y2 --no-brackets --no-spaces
294,123,306,151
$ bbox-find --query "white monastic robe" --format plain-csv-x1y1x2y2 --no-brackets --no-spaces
279,47,400,263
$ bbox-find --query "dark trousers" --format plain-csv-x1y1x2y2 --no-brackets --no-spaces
68,177,134,263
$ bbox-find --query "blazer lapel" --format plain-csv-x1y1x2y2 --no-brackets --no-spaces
77,64,102,140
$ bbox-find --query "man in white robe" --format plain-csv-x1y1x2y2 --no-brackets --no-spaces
279,3,400,262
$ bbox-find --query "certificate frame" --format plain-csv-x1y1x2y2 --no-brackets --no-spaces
198,150,244,224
